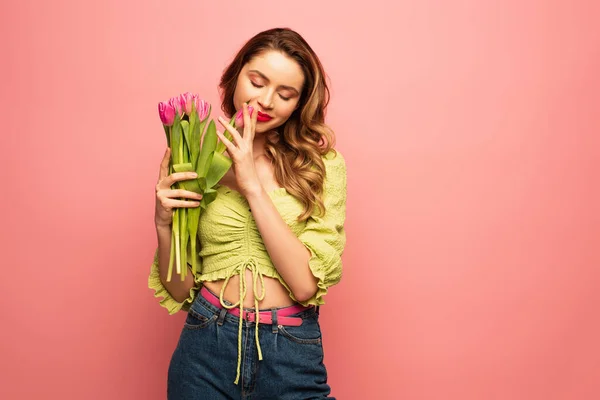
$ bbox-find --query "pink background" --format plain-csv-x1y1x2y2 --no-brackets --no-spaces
2,0,599,399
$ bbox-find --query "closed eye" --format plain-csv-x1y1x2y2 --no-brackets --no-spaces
251,81,291,101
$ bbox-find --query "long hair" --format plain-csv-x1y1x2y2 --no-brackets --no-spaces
219,27,336,221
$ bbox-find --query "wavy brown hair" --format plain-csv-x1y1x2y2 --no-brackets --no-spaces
219,27,336,221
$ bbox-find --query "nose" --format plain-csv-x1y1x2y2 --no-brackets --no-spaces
257,91,274,110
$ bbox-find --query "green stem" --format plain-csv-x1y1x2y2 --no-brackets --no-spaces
179,134,184,169
174,208,181,275
168,125,173,176
166,125,175,282
191,235,197,276
178,122,184,277
180,207,187,281
167,226,175,282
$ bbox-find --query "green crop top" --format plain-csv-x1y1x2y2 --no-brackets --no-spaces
148,149,347,383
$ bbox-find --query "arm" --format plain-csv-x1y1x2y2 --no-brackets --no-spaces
246,191,317,302
155,224,195,302
247,152,347,304
149,149,203,314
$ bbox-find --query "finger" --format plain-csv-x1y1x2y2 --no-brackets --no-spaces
162,189,203,200
243,103,253,142
215,129,237,155
158,147,171,181
162,199,202,209
158,171,198,189
250,102,258,140
218,116,242,146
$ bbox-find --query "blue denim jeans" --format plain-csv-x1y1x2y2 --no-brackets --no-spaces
167,288,335,399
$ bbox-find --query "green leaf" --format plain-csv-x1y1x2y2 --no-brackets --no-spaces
171,115,182,165
197,152,214,180
215,114,237,154
196,176,207,193
197,120,217,177
172,163,194,173
189,116,203,169
193,105,211,168
181,120,193,166
163,125,170,148
181,120,190,151
189,238,199,275
206,152,233,188
186,214,202,275
189,107,197,127
172,163,202,194
187,207,201,234
199,188,218,209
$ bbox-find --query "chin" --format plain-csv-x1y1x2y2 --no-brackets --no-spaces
255,119,280,134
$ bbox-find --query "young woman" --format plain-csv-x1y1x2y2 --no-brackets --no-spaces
149,27,347,399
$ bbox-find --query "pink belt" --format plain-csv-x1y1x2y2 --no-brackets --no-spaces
200,286,309,327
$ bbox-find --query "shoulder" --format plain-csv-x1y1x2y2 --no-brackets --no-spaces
322,149,346,178
320,149,347,201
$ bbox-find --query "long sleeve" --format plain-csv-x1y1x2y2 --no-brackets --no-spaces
147,242,202,314
296,150,347,306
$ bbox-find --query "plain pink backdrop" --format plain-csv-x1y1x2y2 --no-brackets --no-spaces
2,0,599,399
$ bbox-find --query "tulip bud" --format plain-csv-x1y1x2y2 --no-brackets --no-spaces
234,105,254,128
194,95,210,121
180,92,194,116
169,96,183,117
158,101,175,126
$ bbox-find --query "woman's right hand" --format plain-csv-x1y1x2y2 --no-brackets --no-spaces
155,148,203,228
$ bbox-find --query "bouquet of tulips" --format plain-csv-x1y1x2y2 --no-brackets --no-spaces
158,92,242,282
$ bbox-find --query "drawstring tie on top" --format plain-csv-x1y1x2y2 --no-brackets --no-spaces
219,257,266,385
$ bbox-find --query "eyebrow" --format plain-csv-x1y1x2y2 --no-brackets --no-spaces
248,69,300,95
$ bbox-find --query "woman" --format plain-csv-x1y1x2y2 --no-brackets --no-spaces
150,27,347,399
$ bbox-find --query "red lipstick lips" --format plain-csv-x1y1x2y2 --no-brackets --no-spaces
257,111,272,122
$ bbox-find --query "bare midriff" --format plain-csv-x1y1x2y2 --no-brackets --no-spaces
203,270,297,309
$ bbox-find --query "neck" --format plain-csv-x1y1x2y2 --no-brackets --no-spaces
252,130,270,157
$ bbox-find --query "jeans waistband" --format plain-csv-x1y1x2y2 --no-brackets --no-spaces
198,286,316,326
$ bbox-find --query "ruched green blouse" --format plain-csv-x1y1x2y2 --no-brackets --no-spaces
148,149,347,383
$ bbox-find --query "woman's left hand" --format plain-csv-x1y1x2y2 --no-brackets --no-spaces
216,102,262,198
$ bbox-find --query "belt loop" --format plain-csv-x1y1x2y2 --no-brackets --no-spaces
271,308,278,333
217,308,228,326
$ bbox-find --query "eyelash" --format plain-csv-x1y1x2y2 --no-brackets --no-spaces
250,81,291,101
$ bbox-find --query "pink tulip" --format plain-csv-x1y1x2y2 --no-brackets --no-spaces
158,101,175,126
194,96,210,121
169,96,183,117
235,105,254,128
180,92,195,116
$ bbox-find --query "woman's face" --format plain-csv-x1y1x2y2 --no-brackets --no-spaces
233,50,305,134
